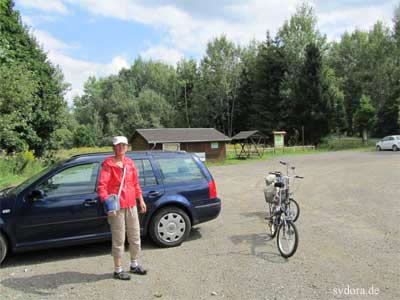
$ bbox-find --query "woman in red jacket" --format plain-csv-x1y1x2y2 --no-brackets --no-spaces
98,136,147,280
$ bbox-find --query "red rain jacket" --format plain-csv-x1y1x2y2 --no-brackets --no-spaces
97,156,142,208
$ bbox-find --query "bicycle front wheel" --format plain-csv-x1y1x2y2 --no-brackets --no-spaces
277,220,298,258
267,203,278,238
288,198,300,222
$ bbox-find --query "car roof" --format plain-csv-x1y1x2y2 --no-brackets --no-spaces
65,150,193,164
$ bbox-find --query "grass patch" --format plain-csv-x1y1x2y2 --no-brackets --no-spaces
319,136,378,151
0,153,47,189
207,148,322,167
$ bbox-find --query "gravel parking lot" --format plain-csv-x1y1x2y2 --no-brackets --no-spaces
1,151,399,300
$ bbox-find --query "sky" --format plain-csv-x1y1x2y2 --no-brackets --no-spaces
14,0,399,105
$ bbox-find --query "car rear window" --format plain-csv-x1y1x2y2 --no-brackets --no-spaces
134,159,158,186
156,157,205,184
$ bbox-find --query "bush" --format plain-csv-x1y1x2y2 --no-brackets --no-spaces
15,150,35,174
73,125,96,147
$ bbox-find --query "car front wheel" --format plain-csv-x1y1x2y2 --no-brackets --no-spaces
149,207,191,247
376,146,381,151
0,233,8,265
393,145,399,152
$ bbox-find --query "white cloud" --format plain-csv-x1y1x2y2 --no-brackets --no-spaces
49,52,129,103
64,0,300,56
140,46,184,65
20,14,61,27
318,2,395,40
63,0,398,55
18,0,69,14
32,29,76,50
31,29,129,105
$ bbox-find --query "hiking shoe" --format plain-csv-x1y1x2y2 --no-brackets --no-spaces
130,265,147,275
113,271,131,280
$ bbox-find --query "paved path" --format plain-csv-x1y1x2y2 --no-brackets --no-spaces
1,151,399,300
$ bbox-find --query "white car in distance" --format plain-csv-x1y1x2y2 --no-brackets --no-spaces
376,135,400,151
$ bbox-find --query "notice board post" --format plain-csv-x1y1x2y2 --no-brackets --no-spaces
273,131,286,153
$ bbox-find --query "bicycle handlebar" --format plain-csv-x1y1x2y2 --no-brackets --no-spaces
269,172,304,179
269,172,282,176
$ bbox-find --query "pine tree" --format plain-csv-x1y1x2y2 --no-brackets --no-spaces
293,43,330,144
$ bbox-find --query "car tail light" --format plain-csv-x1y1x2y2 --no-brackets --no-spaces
208,180,217,199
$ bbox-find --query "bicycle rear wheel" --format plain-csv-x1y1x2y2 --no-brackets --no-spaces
288,198,300,222
277,220,298,258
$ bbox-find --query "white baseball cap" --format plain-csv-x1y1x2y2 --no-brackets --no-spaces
112,136,128,145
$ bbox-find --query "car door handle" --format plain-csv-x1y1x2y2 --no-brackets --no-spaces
84,199,98,206
147,191,161,198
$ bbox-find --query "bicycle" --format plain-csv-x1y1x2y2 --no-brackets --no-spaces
280,161,301,222
263,161,304,258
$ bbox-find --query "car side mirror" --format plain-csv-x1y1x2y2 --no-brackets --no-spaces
28,189,45,201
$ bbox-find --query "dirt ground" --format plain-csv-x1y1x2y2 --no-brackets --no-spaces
1,150,399,300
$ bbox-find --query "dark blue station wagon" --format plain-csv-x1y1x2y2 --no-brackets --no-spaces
0,151,221,264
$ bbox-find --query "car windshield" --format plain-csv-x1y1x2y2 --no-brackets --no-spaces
7,161,64,195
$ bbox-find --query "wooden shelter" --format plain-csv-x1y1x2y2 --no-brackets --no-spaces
231,130,267,159
130,128,231,161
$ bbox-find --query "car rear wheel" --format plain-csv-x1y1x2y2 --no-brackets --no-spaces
376,146,381,151
149,207,191,247
0,233,8,265
393,145,399,152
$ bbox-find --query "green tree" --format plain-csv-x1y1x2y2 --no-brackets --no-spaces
321,67,347,135
278,3,326,74
328,21,395,135
0,0,69,155
127,58,179,107
277,3,328,142
293,43,330,144
234,40,258,133
353,95,376,142
393,4,400,47
251,35,287,136
193,35,242,136
73,125,96,147
136,89,175,128
176,58,199,128
0,63,38,152
375,96,400,136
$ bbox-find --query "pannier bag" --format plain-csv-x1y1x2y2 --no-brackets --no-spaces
264,174,276,203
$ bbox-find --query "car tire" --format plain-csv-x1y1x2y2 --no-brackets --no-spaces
376,146,381,151
0,233,8,265
149,207,191,247
393,145,399,152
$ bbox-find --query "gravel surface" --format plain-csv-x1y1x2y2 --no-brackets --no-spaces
1,151,399,300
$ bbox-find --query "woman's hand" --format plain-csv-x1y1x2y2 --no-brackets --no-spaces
108,211,117,217
138,197,147,214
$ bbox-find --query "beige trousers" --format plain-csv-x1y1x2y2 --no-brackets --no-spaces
108,206,141,260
